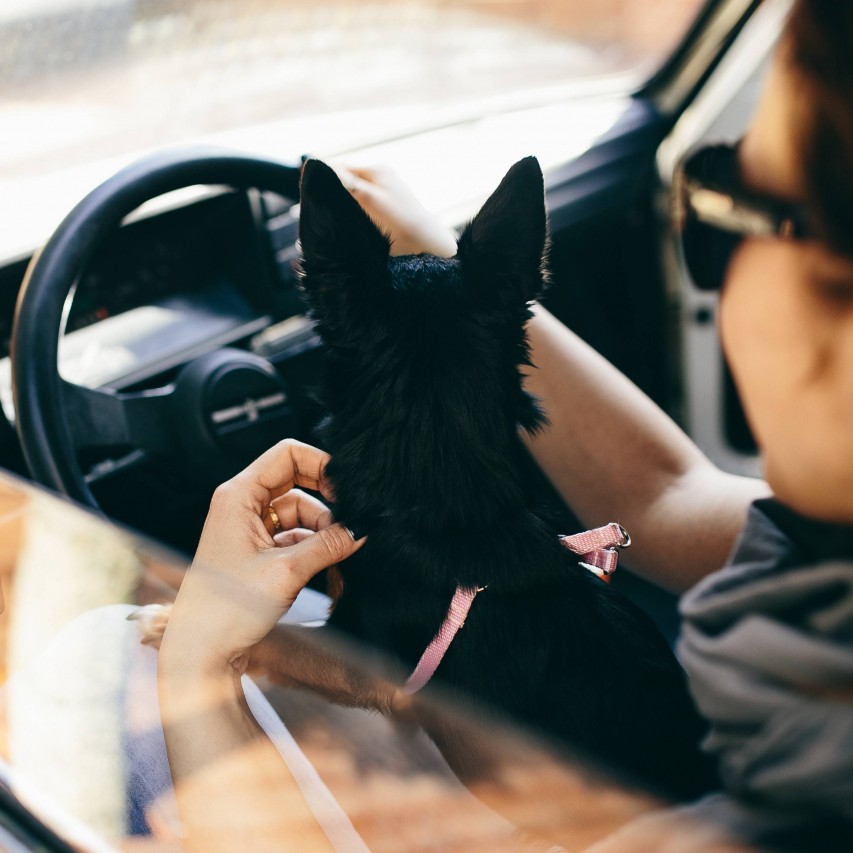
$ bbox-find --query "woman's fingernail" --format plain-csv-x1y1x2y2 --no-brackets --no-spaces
346,524,367,542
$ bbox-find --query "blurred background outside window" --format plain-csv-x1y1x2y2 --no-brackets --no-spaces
0,0,707,255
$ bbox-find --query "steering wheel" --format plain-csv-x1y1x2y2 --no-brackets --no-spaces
11,147,304,513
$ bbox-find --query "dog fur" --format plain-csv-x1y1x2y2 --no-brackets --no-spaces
296,156,717,800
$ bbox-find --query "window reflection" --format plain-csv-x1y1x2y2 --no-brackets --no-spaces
0,474,736,850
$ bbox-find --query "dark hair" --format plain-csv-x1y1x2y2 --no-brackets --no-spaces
785,1,853,257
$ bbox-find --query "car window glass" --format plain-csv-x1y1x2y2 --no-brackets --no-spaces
0,0,707,257
0,471,732,850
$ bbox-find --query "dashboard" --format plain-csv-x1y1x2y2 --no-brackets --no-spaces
1,193,268,357
0,187,322,551
64,195,262,335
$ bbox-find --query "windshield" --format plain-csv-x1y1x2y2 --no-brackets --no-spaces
0,0,707,258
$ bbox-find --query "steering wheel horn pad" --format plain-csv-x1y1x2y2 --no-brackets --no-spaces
171,348,295,484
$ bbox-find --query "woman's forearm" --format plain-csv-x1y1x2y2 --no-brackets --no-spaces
158,652,333,852
523,305,769,592
150,440,366,851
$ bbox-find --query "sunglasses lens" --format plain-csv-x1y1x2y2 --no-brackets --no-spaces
682,219,742,291
679,145,743,291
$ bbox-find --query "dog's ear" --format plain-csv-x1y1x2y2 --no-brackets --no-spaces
298,159,391,310
456,156,547,303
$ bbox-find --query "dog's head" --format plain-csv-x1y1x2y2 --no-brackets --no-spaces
297,157,548,523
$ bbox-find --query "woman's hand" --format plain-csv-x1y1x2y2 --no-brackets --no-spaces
156,440,358,850
159,438,364,675
333,163,458,257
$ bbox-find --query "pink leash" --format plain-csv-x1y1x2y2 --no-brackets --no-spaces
403,522,631,694
404,585,483,694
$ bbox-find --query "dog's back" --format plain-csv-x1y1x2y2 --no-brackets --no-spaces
298,157,717,800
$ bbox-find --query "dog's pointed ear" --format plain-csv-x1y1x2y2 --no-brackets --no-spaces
456,156,548,302
298,159,390,282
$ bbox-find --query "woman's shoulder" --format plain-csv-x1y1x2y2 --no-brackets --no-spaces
681,497,853,621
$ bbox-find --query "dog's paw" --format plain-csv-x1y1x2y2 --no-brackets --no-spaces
127,603,173,650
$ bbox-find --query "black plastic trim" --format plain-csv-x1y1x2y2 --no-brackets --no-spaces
0,783,77,852
640,0,764,117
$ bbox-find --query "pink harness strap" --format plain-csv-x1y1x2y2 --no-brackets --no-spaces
403,585,481,695
403,522,631,694
559,522,631,581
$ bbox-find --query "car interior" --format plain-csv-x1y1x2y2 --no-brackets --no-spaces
0,0,796,849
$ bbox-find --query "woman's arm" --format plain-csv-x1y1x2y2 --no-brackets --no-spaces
523,305,769,592
158,656,334,852
157,439,365,852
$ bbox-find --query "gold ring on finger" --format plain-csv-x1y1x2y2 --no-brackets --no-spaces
267,505,283,534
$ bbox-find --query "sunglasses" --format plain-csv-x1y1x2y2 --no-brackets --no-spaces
672,143,813,291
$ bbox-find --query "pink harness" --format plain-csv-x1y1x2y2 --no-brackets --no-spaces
403,522,631,694
559,521,631,581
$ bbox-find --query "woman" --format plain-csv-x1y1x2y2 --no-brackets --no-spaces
159,1,852,849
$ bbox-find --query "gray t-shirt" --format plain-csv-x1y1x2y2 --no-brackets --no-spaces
677,499,853,851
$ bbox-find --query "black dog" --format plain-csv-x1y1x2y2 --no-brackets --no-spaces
297,156,716,800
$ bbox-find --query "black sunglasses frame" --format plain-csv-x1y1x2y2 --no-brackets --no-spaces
672,143,813,291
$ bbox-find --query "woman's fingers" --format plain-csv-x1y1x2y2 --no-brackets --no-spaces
329,162,457,258
233,438,335,507
268,489,333,538
272,527,314,547
332,164,365,194
280,523,365,588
